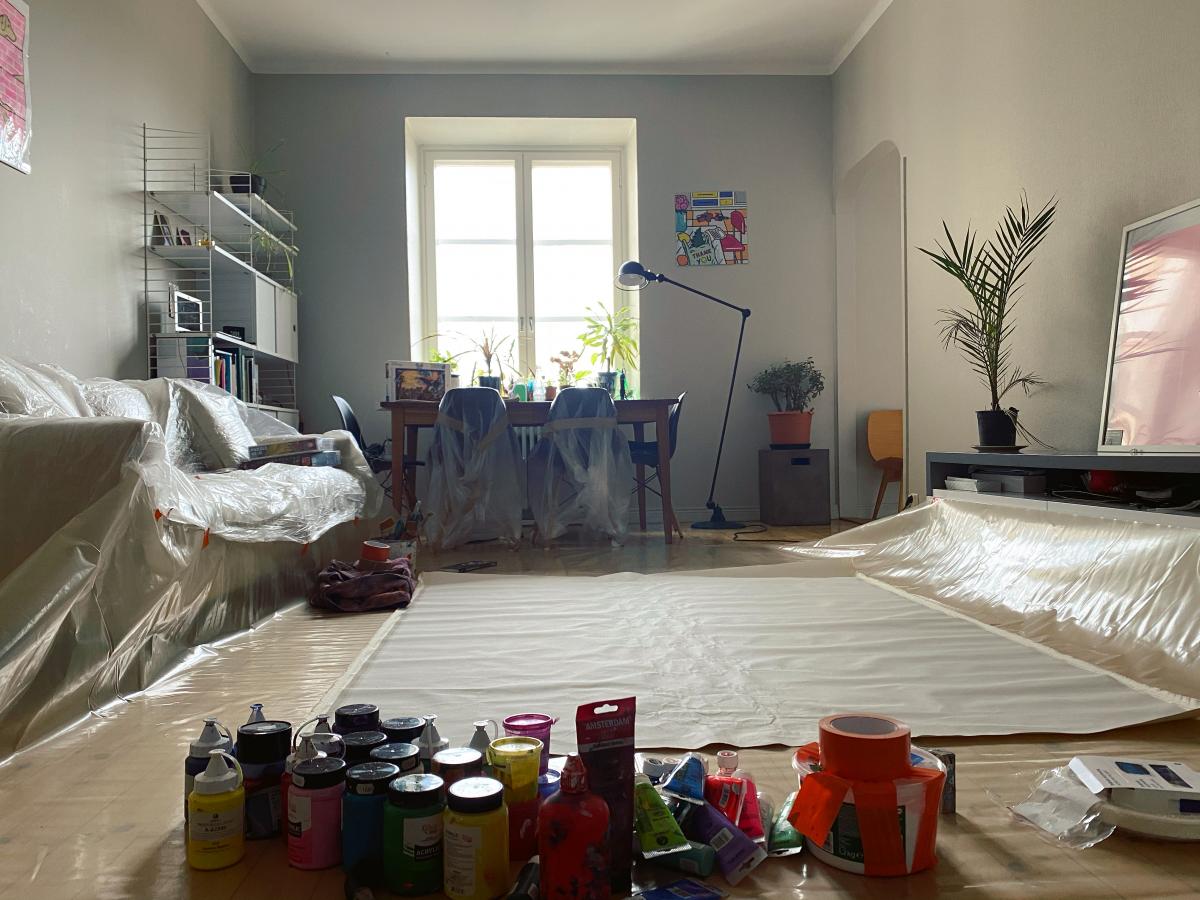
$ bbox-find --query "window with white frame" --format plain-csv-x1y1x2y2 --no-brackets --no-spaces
419,149,631,386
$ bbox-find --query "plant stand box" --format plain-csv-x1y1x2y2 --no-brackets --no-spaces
759,448,830,526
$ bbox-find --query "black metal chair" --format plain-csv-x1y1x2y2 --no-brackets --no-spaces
629,391,686,536
332,394,410,497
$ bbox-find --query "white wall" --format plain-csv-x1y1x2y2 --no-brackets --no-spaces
252,75,835,519
0,0,251,380
833,0,1200,494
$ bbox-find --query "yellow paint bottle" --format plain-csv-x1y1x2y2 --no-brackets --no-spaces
187,750,245,871
443,777,509,900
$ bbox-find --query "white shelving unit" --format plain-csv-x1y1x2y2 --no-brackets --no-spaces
931,488,1200,530
142,126,301,427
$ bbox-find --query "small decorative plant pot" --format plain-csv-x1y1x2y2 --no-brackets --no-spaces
767,410,813,446
976,409,1016,446
545,385,558,401
478,375,501,390
597,371,618,397
229,174,266,196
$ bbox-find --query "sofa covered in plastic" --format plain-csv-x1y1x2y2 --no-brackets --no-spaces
0,356,385,755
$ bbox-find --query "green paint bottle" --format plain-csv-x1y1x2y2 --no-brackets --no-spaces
383,773,445,896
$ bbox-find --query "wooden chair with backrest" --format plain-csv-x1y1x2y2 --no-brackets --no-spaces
629,392,686,538
867,409,903,519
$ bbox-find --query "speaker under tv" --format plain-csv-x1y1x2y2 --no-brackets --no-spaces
1099,197,1200,454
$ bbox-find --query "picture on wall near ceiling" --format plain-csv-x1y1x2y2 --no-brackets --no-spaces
675,190,748,266
0,0,31,175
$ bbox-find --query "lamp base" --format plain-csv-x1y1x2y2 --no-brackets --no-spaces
691,505,745,531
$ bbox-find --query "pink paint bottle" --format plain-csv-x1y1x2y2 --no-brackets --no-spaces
287,757,347,869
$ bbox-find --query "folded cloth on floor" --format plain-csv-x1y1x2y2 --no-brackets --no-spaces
314,557,416,612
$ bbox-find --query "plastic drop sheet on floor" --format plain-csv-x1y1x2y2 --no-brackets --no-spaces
323,571,1197,751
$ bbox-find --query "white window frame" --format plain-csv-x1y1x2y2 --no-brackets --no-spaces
418,146,631,375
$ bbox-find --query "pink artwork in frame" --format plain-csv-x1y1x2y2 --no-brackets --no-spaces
0,0,31,174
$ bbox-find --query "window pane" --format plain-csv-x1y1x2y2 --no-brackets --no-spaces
531,243,614,377
434,163,516,241
531,163,613,241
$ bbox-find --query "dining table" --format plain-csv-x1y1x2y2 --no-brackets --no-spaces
380,396,682,543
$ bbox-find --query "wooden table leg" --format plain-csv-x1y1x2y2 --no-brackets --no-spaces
390,408,405,516
633,422,647,532
655,407,675,545
405,425,419,511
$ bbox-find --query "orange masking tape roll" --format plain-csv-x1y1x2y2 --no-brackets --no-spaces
818,713,911,781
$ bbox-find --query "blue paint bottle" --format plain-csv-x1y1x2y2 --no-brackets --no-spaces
184,717,233,824
342,761,401,877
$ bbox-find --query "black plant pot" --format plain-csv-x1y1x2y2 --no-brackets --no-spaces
478,375,501,390
229,174,266,196
597,371,618,397
976,409,1017,446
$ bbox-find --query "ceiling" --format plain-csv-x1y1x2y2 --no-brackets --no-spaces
197,0,891,76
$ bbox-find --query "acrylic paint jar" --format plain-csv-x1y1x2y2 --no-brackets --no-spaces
381,716,427,744
187,750,245,871
502,714,556,774
342,730,388,765
487,736,542,860
384,772,446,896
288,757,347,869
236,719,292,839
342,761,400,875
432,747,484,791
371,741,422,773
184,718,232,824
443,777,509,900
334,703,381,735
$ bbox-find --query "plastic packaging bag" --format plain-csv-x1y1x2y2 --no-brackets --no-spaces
1004,766,1115,850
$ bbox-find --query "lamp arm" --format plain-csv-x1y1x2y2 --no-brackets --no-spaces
705,307,750,511
655,274,752,316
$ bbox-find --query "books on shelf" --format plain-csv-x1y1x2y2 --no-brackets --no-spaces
239,449,341,471
248,436,337,459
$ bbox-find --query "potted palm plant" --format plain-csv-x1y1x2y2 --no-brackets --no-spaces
748,358,825,446
579,305,638,397
231,139,284,196
919,193,1056,447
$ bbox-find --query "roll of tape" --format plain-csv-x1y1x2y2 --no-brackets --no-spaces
819,713,911,781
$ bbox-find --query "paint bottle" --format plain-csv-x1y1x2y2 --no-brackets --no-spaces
343,730,389,765
184,717,232,823
704,749,748,826
342,761,401,876
381,716,427,744
487,736,542,861
334,703,381,735
371,741,422,773
236,719,292,839
417,714,450,773
187,750,245,870
287,756,347,869
443,777,509,900
294,713,347,760
384,772,446,896
432,747,485,791
281,734,324,835
538,753,611,898
730,754,766,842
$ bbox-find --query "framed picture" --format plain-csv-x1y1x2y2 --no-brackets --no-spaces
0,0,31,174
385,361,450,402
176,228,191,246
167,284,203,333
151,212,173,246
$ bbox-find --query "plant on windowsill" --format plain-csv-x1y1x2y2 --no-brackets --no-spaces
417,329,514,390
748,357,825,447
579,305,638,398
919,192,1057,448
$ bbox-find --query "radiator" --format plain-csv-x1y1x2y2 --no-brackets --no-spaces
514,426,542,460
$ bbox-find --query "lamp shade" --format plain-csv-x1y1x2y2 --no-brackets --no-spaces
616,259,651,289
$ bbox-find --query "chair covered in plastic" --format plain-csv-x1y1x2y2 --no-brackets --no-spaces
424,387,524,549
528,387,634,543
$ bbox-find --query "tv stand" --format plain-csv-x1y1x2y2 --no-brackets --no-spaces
926,450,1200,527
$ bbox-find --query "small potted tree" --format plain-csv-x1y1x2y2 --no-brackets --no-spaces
748,357,825,447
579,305,638,397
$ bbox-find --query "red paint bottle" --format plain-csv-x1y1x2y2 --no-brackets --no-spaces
538,753,610,899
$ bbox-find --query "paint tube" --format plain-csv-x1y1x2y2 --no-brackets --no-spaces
768,790,805,857
680,801,767,885
655,840,717,878
661,753,707,805
636,878,727,900
633,774,690,858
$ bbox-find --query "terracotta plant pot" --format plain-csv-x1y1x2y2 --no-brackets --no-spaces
545,385,558,401
767,410,813,446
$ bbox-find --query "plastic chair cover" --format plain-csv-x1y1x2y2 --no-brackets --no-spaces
423,388,524,549
528,387,633,542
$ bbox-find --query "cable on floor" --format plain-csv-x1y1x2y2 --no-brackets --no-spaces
731,522,819,543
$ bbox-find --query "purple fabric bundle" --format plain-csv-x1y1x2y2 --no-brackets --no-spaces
312,556,415,613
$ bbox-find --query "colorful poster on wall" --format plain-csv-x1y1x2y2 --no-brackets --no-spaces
0,0,30,174
675,190,748,266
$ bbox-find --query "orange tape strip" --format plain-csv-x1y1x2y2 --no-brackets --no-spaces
852,780,906,876
790,768,851,845
911,769,946,872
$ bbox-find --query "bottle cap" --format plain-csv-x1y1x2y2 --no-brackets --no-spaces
346,762,400,795
381,716,426,743
334,703,380,734
194,750,241,795
417,715,448,758
432,747,483,775
447,776,505,814
559,753,589,794
235,720,292,764
342,731,388,763
388,773,445,808
370,742,421,772
189,717,232,759
717,749,738,771
360,540,390,562
245,703,266,724
291,756,347,790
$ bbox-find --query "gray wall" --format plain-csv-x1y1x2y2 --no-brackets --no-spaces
0,0,251,379
833,0,1200,494
252,75,835,519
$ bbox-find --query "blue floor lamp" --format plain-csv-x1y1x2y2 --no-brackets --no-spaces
616,260,750,530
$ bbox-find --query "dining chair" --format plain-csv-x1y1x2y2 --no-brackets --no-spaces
867,409,903,519
332,394,396,495
629,392,686,537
